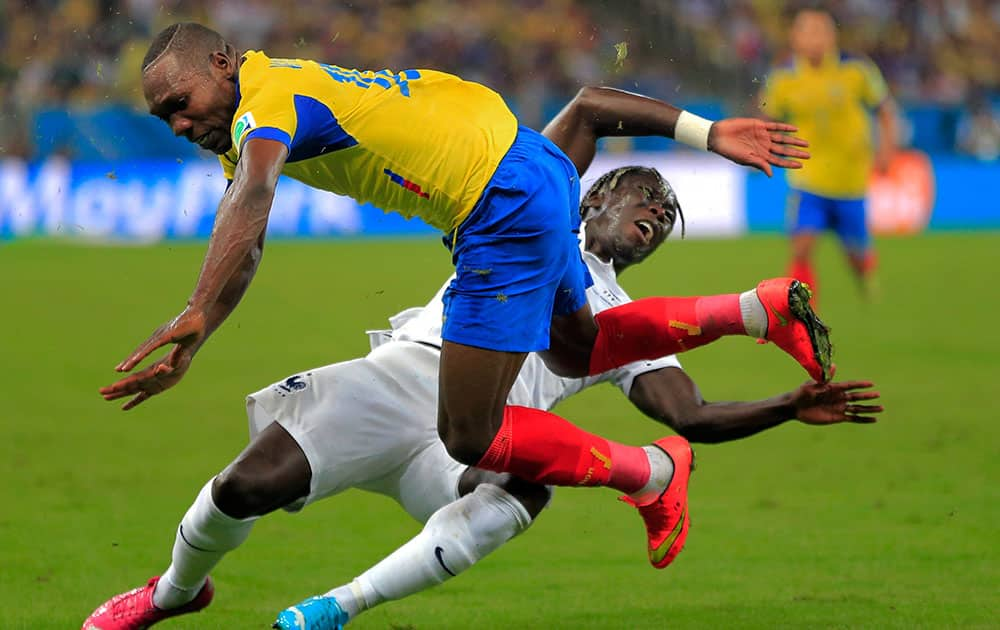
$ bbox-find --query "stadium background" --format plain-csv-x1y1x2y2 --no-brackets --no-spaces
2,1,997,628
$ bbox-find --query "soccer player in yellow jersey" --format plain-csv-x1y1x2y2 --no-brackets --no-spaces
97,24,829,622
762,8,897,301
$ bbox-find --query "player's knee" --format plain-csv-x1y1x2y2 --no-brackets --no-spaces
496,478,552,520
212,465,287,519
440,431,490,466
438,418,493,466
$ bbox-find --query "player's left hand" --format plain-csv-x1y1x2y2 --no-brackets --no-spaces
709,119,810,177
792,380,883,425
100,308,208,410
100,344,194,410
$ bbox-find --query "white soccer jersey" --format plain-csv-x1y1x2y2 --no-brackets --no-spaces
390,247,682,409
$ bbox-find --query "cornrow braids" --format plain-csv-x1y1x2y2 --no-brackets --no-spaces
580,165,685,238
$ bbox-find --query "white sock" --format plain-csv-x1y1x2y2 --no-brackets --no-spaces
325,484,532,620
152,479,258,609
628,446,676,505
740,288,768,339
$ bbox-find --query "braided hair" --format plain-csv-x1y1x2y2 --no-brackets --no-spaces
579,166,685,238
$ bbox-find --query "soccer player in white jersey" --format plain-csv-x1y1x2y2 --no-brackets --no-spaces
83,93,882,629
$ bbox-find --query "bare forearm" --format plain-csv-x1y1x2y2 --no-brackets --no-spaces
631,369,797,444
675,395,796,444
571,86,683,138
877,99,897,152
188,183,272,316
198,235,264,346
543,86,683,174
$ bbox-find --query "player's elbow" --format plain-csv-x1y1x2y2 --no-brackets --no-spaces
571,86,606,119
658,407,723,444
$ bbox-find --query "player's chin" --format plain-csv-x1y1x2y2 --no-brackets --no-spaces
210,137,233,154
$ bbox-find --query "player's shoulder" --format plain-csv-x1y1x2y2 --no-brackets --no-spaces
837,51,881,72
766,54,797,83
237,50,310,93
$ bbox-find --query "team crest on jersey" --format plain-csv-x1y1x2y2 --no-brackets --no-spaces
232,112,256,149
272,373,311,397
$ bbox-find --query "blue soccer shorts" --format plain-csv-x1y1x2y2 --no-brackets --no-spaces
441,126,592,353
789,189,871,254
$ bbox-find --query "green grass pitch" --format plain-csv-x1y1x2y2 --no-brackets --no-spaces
2,233,997,629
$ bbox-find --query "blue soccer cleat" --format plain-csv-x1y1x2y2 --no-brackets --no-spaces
273,596,349,630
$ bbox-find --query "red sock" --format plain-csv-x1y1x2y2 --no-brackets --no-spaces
477,406,650,493
588,294,744,375
861,251,878,276
788,258,817,294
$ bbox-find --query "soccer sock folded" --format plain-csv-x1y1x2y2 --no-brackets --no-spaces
476,405,652,492
589,292,765,374
152,479,258,610
328,484,532,619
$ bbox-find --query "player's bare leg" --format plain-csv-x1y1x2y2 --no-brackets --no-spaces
846,248,879,301
275,471,550,629
83,423,311,629
436,339,688,568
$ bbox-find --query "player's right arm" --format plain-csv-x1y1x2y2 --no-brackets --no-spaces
100,138,288,410
541,85,810,177
626,367,882,444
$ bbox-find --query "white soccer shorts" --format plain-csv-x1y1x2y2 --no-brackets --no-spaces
245,341,465,524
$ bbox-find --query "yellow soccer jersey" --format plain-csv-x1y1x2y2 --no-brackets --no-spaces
219,51,518,232
762,52,888,199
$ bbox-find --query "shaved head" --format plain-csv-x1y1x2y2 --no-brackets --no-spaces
142,22,230,75
141,22,240,154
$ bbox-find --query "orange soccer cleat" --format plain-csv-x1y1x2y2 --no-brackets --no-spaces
82,576,214,630
621,436,694,569
755,277,833,383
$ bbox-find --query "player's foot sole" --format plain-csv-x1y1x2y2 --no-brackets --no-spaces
786,280,832,382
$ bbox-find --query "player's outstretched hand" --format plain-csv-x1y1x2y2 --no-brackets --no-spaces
100,345,194,410
709,119,810,177
100,308,207,410
792,380,883,425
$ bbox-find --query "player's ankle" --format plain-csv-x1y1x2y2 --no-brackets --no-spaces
627,446,675,505
152,575,205,610
739,289,767,338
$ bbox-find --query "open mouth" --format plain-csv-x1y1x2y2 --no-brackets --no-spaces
195,132,212,148
635,219,656,245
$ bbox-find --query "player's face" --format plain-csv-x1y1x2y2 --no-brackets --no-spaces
143,53,238,155
791,11,836,62
585,172,676,270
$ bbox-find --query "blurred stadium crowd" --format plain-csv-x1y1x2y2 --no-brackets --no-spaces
1,0,998,159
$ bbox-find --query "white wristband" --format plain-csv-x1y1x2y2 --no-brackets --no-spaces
674,110,714,151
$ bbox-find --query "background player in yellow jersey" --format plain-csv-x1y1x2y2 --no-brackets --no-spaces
762,8,898,301
98,23,827,606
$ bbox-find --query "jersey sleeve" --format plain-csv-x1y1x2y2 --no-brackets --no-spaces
858,57,889,108
232,53,357,159
611,355,683,397
233,80,298,151
218,153,236,180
